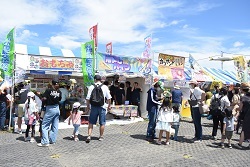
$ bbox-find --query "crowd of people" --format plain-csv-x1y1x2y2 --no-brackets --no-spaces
0,75,249,150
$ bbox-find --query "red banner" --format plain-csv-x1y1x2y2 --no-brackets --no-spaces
106,42,112,55
89,24,98,49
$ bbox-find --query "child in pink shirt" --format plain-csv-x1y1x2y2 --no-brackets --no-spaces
68,102,83,141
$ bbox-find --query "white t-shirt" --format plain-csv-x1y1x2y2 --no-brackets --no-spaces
86,82,112,108
190,87,205,107
220,95,230,112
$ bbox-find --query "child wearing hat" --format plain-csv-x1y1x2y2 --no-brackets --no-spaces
68,102,84,141
23,92,38,142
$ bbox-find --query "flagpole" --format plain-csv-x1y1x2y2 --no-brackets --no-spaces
95,23,98,74
8,52,15,131
8,27,16,131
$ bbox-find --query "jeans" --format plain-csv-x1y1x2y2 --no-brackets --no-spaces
146,106,157,139
191,107,202,140
172,124,180,140
73,124,80,135
41,105,60,144
0,102,7,130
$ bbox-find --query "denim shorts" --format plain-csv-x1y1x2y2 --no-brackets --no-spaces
89,106,106,125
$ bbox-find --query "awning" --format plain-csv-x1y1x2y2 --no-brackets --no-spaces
203,67,239,84
15,44,81,58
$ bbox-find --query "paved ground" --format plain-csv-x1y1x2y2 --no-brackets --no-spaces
0,117,249,167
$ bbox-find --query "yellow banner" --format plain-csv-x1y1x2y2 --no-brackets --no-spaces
233,56,247,82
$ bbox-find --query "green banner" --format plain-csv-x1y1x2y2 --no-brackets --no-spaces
0,28,15,85
81,40,95,86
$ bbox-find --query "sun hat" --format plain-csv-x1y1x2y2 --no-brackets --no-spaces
189,79,198,84
73,102,81,109
27,91,35,97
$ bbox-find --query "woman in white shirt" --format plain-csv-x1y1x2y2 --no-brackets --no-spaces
189,80,206,143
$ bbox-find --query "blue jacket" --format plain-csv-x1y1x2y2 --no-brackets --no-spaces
146,88,161,111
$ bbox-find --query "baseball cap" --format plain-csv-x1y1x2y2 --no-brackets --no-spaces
73,102,81,109
52,80,59,85
94,75,102,81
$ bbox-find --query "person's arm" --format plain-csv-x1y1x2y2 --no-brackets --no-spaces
85,86,93,113
150,89,161,105
68,112,72,125
222,121,226,135
105,86,112,111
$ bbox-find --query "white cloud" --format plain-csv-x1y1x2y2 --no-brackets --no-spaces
183,24,189,29
48,35,81,49
233,41,245,47
63,0,182,44
0,0,62,33
16,29,38,43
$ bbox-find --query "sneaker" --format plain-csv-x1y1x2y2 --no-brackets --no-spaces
212,136,217,141
74,138,79,142
221,145,225,149
194,140,202,143
18,130,22,135
70,135,74,139
235,143,243,149
37,143,49,147
98,136,104,141
50,142,56,145
228,145,232,149
86,136,91,143
30,138,35,143
25,136,31,142
166,142,170,145
156,141,162,145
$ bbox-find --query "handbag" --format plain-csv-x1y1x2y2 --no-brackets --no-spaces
188,92,198,106
199,102,209,114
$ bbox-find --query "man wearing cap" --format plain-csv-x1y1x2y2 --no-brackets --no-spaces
171,85,183,112
189,80,206,143
146,82,162,142
85,75,112,143
37,80,62,147
17,83,29,134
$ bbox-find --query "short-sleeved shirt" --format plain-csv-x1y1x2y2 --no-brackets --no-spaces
223,117,236,131
86,82,112,108
190,87,204,107
171,89,183,104
43,88,62,105
131,88,141,103
220,95,230,112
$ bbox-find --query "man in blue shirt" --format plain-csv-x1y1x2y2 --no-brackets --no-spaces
171,85,183,112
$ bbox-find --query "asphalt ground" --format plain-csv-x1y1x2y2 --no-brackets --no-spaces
0,117,249,167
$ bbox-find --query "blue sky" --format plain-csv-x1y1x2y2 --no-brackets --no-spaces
0,0,249,70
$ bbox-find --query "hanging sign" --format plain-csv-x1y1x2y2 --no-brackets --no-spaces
29,56,82,71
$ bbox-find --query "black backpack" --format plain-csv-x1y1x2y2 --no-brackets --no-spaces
209,95,222,111
90,84,104,106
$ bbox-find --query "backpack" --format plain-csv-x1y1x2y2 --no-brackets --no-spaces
209,95,221,111
90,84,104,106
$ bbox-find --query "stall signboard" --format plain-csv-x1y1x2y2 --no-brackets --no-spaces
158,53,185,80
96,53,152,75
233,56,247,83
29,56,82,71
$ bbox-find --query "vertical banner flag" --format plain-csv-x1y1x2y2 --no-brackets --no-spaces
188,54,213,82
142,34,152,58
0,28,15,86
81,40,95,86
233,55,247,82
106,42,112,55
89,24,98,50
